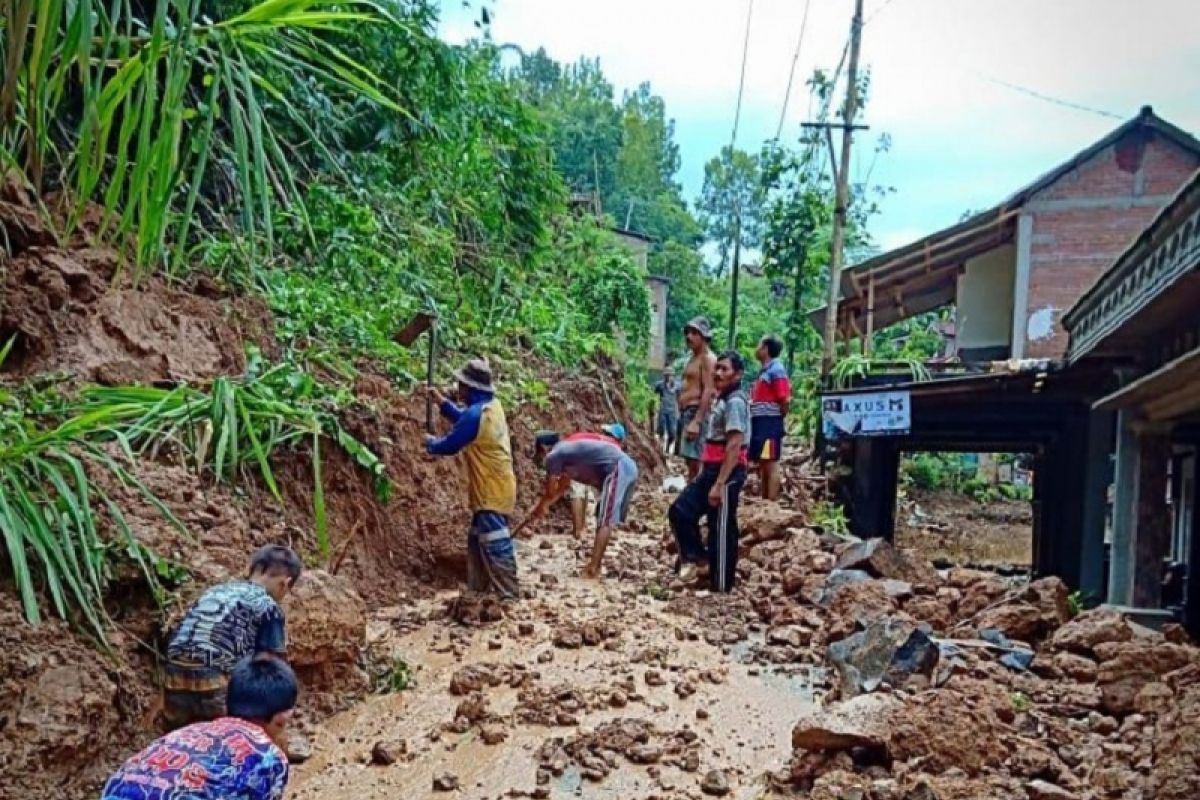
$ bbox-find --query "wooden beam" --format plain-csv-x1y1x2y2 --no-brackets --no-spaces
852,210,1018,288
865,274,876,355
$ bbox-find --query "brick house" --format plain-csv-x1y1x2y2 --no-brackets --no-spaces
814,108,1200,603
816,106,1200,364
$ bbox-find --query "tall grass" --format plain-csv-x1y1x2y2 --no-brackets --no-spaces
73,361,391,559
0,340,185,642
0,0,404,274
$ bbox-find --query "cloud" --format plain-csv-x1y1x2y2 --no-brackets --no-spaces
438,0,1200,248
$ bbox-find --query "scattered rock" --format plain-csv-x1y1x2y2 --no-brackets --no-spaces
480,724,507,745
553,628,583,649
433,773,460,792
700,769,731,796
1025,780,1078,800
833,538,939,588
286,732,313,764
791,693,899,751
1052,652,1099,682
1050,608,1133,655
370,739,405,766
827,616,939,699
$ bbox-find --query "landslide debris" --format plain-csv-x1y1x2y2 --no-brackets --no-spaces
710,491,1200,800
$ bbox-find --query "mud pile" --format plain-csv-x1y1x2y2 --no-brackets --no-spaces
710,500,1200,800
0,186,662,798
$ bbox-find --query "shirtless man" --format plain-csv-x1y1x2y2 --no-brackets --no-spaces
676,316,717,480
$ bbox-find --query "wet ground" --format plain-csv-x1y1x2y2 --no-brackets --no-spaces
290,494,820,800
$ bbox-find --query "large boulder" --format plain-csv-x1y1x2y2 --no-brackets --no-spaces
833,538,940,588
887,679,1022,776
827,617,939,698
284,569,367,666
791,678,1021,778
283,569,369,707
1049,607,1133,655
965,577,1071,643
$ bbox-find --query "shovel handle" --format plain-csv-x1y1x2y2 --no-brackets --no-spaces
425,323,437,434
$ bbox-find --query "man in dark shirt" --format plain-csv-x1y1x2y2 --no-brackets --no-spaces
669,351,750,592
162,545,302,731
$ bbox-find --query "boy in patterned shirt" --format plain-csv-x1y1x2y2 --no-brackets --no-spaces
103,655,297,800
161,545,302,730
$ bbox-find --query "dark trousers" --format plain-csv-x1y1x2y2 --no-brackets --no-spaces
669,463,746,592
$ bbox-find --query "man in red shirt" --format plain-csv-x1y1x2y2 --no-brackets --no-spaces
749,334,791,500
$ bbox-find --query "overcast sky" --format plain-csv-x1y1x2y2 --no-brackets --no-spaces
438,0,1200,252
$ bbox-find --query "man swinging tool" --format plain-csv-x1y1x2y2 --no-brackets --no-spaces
425,358,519,599
517,423,638,580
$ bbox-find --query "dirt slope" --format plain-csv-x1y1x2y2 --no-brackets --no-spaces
0,192,661,798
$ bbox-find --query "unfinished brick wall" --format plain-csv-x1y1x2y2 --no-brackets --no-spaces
1023,131,1199,359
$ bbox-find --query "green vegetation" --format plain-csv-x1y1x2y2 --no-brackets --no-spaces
373,654,414,693
902,452,1034,505
0,0,927,636
811,500,851,539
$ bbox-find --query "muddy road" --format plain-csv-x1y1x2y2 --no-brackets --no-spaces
289,493,820,800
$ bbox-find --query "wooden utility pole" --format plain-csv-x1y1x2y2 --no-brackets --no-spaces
728,213,743,349
820,0,865,379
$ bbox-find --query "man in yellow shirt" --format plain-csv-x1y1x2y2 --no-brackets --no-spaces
426,359,519,598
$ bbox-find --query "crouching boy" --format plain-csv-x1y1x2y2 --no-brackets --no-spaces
103,655,298,800
162,545,302,729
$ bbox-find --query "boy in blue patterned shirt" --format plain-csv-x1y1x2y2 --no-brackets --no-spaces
103,655,297,800
162,545,302,730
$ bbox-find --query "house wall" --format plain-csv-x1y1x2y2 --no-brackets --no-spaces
1021,132,1200,359
647,277,669,370
956,244,1016,359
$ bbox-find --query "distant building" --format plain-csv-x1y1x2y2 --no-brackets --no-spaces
610,227,669,371
814,106,1200,363
814,107,1200,623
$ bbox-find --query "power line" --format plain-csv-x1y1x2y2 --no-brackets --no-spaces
972,71,1124,120
726,0,755,350
774,0,813,140
864,0,901,26
729,0,755,149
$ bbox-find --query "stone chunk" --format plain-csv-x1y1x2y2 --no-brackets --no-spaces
791,693,900,751
828,617,939,699
1050,608,1133,655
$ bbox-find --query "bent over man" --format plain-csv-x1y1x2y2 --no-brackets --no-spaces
520,423,638,579
104,655,297,800
426,358,519,598
669,351,750,593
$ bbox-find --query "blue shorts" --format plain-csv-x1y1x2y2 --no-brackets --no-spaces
749,415,784,463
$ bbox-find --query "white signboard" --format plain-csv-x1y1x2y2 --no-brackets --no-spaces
822,391,911,438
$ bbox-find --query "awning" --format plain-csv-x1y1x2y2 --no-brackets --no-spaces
1094,345,1200,421
808,208,1017,338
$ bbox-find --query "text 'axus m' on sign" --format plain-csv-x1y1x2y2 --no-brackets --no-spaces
821,391,912,438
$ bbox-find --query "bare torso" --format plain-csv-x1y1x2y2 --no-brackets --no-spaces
678,348,715,409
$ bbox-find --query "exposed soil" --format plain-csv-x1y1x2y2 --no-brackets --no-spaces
896,488,1033,571
0,191,663,798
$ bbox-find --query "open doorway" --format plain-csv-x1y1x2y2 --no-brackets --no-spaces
895,451,1034,574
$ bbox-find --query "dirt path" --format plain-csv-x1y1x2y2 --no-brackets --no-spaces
290,493,818,800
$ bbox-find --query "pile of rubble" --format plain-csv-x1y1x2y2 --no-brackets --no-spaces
717,503,1200,800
